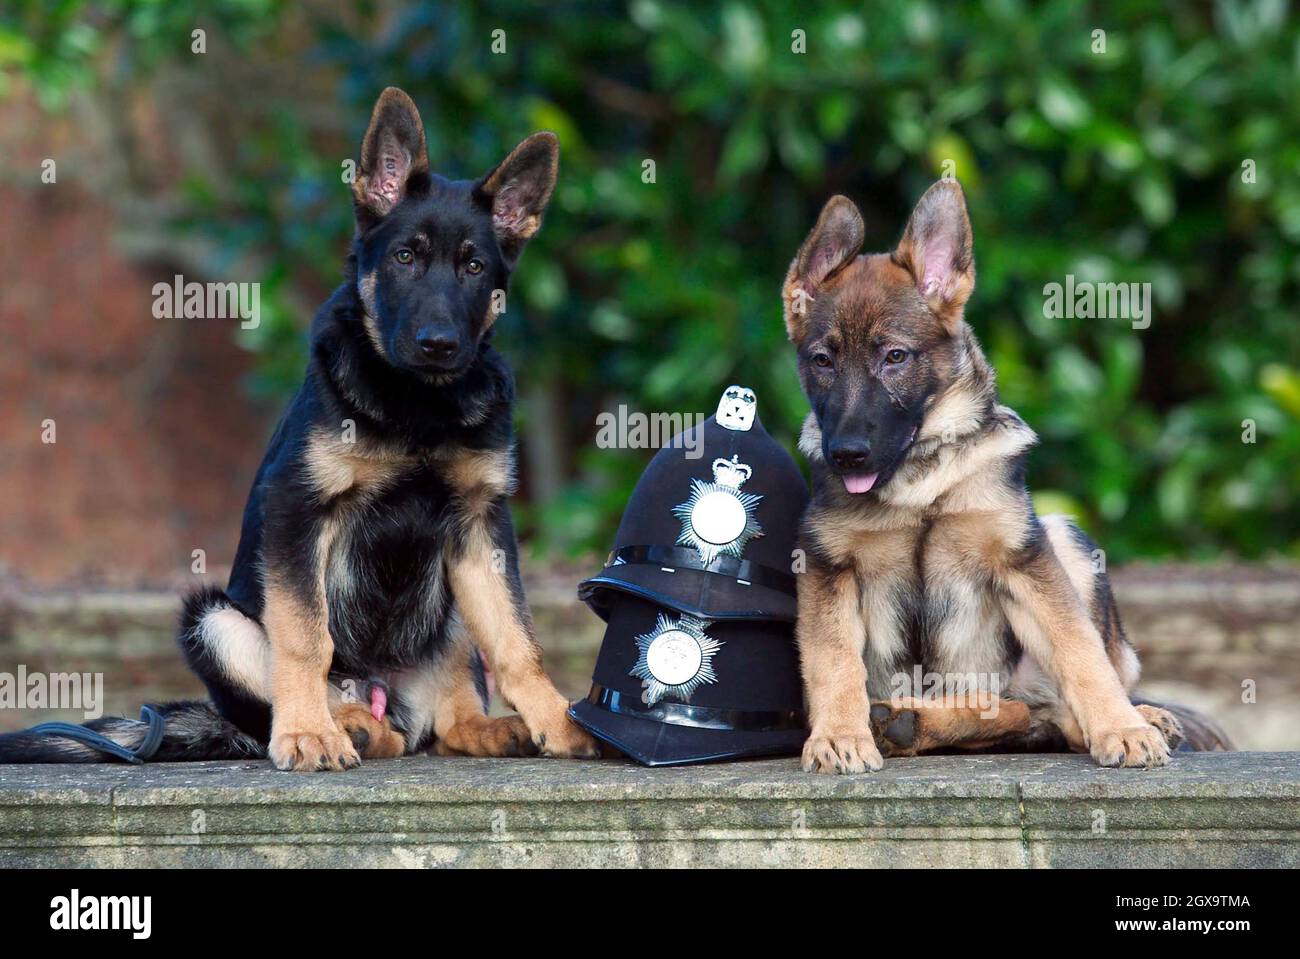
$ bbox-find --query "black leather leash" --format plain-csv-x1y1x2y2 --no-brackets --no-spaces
28,704,166,764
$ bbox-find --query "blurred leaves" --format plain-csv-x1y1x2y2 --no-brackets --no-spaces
4,0,1299,561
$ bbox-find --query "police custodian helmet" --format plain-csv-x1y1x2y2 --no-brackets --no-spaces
569,385,810,766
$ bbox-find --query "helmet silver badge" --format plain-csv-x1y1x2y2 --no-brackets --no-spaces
631,612,723,705
672,454,763,563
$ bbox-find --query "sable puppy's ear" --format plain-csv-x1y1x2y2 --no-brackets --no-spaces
782,195,864,342
893,180,974,333
353,87,430,229
474,132,559,267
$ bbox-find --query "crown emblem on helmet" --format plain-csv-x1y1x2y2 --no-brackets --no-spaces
711,455,752,489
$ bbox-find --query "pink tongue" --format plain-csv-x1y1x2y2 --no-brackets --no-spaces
370,684,388,723
843,472,879,494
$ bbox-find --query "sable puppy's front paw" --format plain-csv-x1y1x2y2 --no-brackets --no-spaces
868,701,921,757
1134,704,1184,751
802,731,884,774
1090,723,1171,768
269,727,361,772
532,713,601,759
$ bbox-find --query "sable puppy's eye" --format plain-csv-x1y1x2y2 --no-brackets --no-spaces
394,249,414,264
813,352,833,369
885,348,908,364
465,258,484,275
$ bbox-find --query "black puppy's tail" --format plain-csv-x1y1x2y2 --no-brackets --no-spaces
0,700,266,764
1134,697,1235,752
0,585,269,764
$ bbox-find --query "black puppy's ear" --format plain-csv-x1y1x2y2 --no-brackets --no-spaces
782,195,864,342
474,132,559,267
893,180,974,333
353,87,430,229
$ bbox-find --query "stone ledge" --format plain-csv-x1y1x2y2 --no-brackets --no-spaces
1,752,1296,867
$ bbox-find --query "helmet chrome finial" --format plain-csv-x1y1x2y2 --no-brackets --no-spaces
716,384,757,431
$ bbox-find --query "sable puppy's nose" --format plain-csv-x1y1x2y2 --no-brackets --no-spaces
416,329,458,359
829,439,871,471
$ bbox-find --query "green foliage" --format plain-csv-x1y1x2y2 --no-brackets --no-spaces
6,0,1299,561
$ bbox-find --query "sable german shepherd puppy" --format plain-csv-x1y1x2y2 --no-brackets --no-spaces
783,181,1230,774
0,87,598,770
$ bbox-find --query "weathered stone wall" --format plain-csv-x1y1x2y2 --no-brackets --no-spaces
1,753,1296,868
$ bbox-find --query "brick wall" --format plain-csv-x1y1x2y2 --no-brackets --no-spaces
0,183,272,586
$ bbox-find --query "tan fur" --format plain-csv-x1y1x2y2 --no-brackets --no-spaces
870,695,1032,757
1134,703,1185,749
356,270,387,357
797,565,883,773
1043,514,1098,598
800,406,1039,517
782,194,865,341
304,427,414,502
892,180,975,333
435,711,533,758
800,460,1168,767
447,520,598,758
999,553,1168,766
196,596,405,761
268,418,583,767
789,184,1178,772
259,427,418,770
432,648,533,758
262,574,359,772
439,445,517,515
330,702,406,759
411,611,535,757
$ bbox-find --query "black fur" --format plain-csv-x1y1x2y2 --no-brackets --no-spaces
0,90,557,765
177,586,272,741
0,702,264,764
225,254,517,675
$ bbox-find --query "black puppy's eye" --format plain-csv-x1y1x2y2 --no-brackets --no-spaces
813,352,833,369
394,249,414,265
465,258,484,275
885,349,908,365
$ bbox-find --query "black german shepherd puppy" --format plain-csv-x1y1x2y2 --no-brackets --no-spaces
0,87,598,770
783,181,1231,773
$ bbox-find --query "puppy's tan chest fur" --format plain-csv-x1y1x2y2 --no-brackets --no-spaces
305,428,418,504
831,517,1016,696
807,432,1036,689
304,428,514,510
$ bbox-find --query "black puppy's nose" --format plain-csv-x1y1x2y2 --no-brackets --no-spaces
829,439,871,471
416,329,459,360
